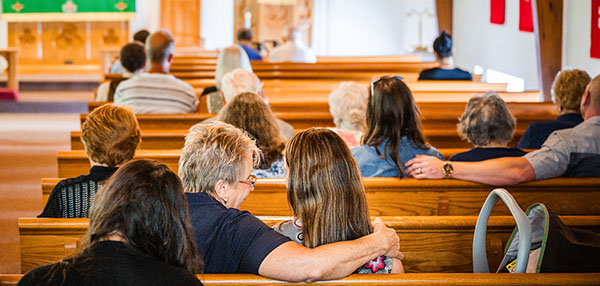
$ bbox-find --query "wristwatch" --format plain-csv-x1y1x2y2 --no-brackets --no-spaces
442,161,454,178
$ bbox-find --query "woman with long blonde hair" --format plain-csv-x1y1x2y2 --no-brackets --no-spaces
277,128,403,273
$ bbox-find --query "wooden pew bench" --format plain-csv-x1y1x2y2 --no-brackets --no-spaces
80,102,555,132
5,273,600,286
57,149,476,178
70,128,526,150
18,216,600,274
42,177,600,216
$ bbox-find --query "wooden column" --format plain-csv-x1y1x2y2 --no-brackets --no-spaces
435,0,453,35
160,0,203,48
532,0,563,102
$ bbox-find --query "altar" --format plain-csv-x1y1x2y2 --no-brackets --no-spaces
2,0,135,70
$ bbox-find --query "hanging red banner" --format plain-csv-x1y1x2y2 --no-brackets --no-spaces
592,0,600,58
519,0,534,32
490,0,505,24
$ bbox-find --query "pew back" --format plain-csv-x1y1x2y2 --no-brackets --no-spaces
18,216,600,274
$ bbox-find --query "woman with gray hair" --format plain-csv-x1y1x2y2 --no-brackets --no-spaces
203,45,253,113
450,92,526,162
328,82,368,148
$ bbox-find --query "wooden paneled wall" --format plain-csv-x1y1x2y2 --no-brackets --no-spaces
8,22,128,66
234,0,313,46
160,0,204,48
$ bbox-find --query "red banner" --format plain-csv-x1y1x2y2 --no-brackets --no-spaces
519,0,534,32
490,0,505,25
592,0,600,58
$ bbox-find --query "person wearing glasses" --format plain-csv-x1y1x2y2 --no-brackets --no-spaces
418,31,472,81
276,128,404,273
178,122,401,282
351,76,443,177
216,92,286,178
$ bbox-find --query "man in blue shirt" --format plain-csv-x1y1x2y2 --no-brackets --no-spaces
237,29,263,61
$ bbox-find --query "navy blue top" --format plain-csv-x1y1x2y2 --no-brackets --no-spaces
517,113,584,149
240,44,263,61
418,68,472,81
450,147,527,162
186,192,290,274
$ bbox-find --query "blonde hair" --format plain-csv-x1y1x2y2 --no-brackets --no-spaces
457,92,516,146
215,45,253,90
285,128,372,248
552,69,591,112
328,81,368,131
81,104,140,167
218,92,285,170
179,122,261,194
221,69,262,103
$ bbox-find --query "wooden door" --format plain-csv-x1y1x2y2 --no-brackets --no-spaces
160,0,203,48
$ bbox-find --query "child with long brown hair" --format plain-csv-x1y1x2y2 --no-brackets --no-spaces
277,128,404,273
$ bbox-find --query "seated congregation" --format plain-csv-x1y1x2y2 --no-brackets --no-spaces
20,27,600,284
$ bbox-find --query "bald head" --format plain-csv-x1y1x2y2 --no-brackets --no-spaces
146,30,175,64
581,74,600,119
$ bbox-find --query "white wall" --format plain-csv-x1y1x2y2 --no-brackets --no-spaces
129,0,161,37
453,0,538,90
0,1,7,49
201,0,234,50
313,0,437,56
564,0,600,77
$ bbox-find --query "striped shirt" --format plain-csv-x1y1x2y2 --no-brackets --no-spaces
114,73,197,113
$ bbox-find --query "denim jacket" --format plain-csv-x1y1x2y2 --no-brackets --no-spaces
351,137,444,177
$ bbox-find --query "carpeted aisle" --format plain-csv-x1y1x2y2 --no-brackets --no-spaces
0,113,80,273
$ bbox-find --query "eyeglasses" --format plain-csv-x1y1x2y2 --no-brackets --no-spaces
370,76,404,95
239,174,257,187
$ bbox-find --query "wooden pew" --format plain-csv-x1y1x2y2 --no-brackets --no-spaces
5,273,600,286
57,148,476,178
18,216,600,274
81,101,555,132
70,128,525,150
42,177,600,216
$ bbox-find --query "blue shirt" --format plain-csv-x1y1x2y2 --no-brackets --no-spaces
517,113,584,149
450,147,527,162
418,68,472,81
186,192,290,274
240,44,263,61
252,158,286,178
351,137,444,177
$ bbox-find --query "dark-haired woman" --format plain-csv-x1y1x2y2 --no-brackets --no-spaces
418,31,472,81
277,128,404,273
351,76,443,177
20,160,203,286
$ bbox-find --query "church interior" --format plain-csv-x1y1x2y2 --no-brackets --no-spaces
1,0,599,283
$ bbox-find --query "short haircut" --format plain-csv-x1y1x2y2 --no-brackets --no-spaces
146,29,175,63
285,128,372,248
133,29,150,44
81,104,140,167
237,29,253,41
433,31,452,58
218,92,285,169
328,81,368,130
215,45,253,90
457,92,516,146
120,42,146,73
552,69,591,112
179,122,261,194
221,69,262,103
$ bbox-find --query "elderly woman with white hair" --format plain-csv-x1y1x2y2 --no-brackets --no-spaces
203,45,253,113
328,82,368,148
450,92,527,162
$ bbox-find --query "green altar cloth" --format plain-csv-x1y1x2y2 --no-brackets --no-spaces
1,0,136,22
